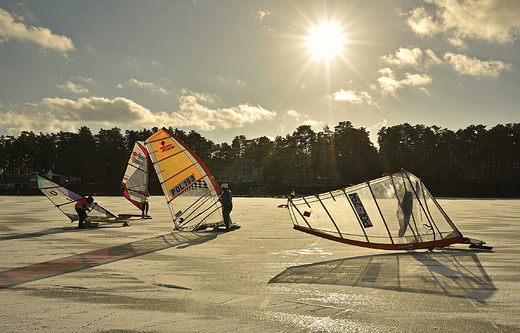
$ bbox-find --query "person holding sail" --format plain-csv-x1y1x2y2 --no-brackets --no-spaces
220,183,233,231
75,196,94,229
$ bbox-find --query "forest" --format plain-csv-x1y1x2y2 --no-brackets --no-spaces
1,121,519,197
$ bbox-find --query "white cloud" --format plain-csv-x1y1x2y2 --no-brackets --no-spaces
406,6,443,37
407,0,520,45
378,68,432,96
444,52,514,77
424,49,443,67
117,78,172,95
333,89,361,103
287,110,300,117
381,47,442,68
258,10,270,21
382,47,423,67
217,75,246,87
55,77,92,94
180,88,217,103
0,94,277,135
0,7,74,54
332,89,379,107
178,94,276,130
285,109,323,129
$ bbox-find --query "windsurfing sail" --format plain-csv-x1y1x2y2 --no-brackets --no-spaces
37,175,117,222
288,170,485,250
121,141,150,211
144,128,222,230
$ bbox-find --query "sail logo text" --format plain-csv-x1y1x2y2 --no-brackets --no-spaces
348,193,373,228
131,153,146,167
160,140,175,153
170,174,197,198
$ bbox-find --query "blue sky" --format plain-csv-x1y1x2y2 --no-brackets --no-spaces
1,0,519,145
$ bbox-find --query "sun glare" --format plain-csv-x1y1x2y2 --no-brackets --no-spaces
306,21,346,62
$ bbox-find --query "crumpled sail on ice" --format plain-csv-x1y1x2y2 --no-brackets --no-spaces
37,175,116,222
288,170,490,250
144,128,223,231
121,141,150,211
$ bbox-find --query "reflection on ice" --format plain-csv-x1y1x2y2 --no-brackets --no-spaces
257,311,380,333
267,286,381,307
271,247,334,257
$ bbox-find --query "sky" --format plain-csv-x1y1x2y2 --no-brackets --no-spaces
1,0,519,146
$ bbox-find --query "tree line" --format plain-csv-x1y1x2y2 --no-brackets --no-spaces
1,122,519,197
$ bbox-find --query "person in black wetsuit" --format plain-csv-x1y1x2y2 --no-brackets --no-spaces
398,191,413,237
141,191,149,216
220,183,233,231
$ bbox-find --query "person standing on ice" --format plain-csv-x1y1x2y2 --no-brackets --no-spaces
141,191,149,216
220,183,233,231
398,190,413,237
75,196,94,229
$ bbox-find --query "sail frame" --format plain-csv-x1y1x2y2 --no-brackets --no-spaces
288,170,466,250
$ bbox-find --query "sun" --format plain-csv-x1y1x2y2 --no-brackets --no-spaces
306,21,346,62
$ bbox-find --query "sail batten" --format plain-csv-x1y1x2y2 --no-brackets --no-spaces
288,170,468,250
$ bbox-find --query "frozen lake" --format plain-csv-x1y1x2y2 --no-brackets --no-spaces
1,195,519,332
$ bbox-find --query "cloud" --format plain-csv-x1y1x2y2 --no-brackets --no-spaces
217,75,246,87
287,110,300,117
178,94,276,130
407,0,520,45
286,109,322,128
55,77,93,94
444,52,514,77
381,47,442,68
0,94,277,135
406,6,443,37
258,10,270,21
117,78,172,95
381,46,513,79
378,68,432,96
332,89,379,107
0,7,74,54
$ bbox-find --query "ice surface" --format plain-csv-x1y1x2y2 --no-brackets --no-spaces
0,195,519,332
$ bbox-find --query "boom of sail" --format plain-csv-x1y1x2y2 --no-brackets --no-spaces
37,175,117,222
288,170,487,250
121,141,150,211
144,128,222,230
